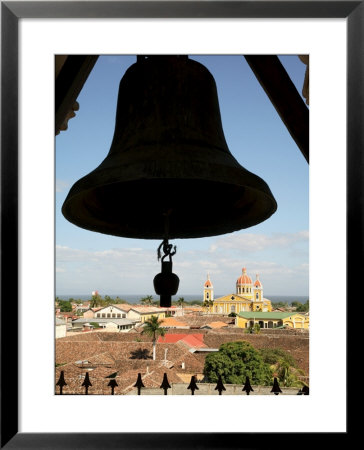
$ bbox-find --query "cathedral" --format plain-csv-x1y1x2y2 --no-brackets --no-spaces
203,268,272,315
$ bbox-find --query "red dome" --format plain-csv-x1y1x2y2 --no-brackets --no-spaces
236,268,252,285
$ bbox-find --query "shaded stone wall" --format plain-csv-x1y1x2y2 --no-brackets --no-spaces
126,383,300,396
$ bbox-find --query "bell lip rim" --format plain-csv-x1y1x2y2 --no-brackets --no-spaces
61,170,277,241
61,199,277,241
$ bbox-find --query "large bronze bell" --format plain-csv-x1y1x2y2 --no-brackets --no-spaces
62,55,277,239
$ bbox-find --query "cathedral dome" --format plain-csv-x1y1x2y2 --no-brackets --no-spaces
236,268,252,285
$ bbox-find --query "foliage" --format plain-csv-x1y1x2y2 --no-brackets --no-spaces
141,316,166,340
258,348,306,387
296,300,309,312
203,341,272,385
259,348,297,367
141,316,166,360
114,296,128,304
273,359,306,388
103,295,114,305
203,299,213,308
190,300,203,306
140,295,154,305
271,301,289,309
58,300,73,312
245,323,260,334
228,312,237,317
89,322,102,329
90,294,103,308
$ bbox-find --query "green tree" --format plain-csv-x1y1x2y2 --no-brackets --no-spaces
245,323,260,334
274,359,306,388
177,297,185,314
203,341,272,385
104,295,115,305
140,295,153,306
90,294,102,308
190,300,203,306
58,300,73,312
259,348,306,387
296,300,309,312
259,348,297,367
291,301,301,308
141,316,166,360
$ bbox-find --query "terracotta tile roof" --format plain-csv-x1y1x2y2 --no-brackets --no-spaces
55,328,309,394
173,314,231,328
113,304,133,312
181,335,207,348
202,321,228,329
55,331,204,394
158,333,206,348
160,317,186,327
129,306,167,314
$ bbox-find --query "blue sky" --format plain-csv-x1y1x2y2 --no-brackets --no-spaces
56,55,308,297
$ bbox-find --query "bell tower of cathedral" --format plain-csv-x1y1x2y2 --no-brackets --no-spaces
203,273,214,303
253,274,263,301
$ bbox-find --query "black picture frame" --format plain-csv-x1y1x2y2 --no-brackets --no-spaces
1,1,357,448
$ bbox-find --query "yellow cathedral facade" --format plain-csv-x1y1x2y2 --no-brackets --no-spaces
203,268,272,315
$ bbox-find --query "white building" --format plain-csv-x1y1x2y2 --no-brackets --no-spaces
55,318,67,338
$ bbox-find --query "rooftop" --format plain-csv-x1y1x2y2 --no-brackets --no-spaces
158,333,206,348
160,317,187,327
72,318,136,325
238,311,305,319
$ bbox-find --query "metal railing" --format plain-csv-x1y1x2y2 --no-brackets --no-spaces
56,371,309,395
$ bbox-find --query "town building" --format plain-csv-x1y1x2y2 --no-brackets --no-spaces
55,318,67,338
88,305,128,319
72,317,136,332
127,306,167,323
204,268,272,315
236,311,309,329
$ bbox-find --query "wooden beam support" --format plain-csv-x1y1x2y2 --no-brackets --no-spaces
244,55,309,163
55,55,99,135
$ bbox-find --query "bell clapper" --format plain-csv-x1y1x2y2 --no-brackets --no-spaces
157,238,177,264
154,212,180,308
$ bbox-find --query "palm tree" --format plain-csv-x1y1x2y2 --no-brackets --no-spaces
140,295,153,305
177,297,185,315
141,316,166,361
273,359,306,388
90,294,102,308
